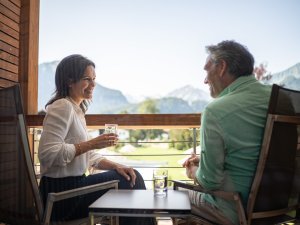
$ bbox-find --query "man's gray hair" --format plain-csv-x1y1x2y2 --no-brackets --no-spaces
206,40,254,77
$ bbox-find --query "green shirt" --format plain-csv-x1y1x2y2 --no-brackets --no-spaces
196,75,271,224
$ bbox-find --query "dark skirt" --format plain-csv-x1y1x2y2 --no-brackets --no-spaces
39,169,155,225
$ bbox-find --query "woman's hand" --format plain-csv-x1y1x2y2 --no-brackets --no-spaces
95,158,137,187
115,166,137,187
75,133,118,156
90,133,118,149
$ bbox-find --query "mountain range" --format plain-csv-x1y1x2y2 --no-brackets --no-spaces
38,61,300,114
261,62,300,91
38,61,129,114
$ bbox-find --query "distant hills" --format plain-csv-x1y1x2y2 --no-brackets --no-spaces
38,61,300,114
38,61,211,114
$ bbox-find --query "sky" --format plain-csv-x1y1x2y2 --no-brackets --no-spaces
39,0,300,99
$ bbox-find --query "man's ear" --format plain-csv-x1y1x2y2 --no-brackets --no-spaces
217,59,227,78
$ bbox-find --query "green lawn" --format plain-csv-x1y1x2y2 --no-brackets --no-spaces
114,145,192,184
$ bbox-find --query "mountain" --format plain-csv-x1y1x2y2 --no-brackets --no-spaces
87,84,129,113
157,97,194,113
38,61,60,110
39,60,300,114
38,61,129,113
38,61,210,113
167,85,211,105
261,63,300,91
166,85,211,112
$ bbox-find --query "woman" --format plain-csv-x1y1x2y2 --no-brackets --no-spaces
38,54,155,225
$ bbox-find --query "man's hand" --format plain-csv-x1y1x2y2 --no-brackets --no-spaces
115,166,137,187
185,165,198,179
182,153,200,180
182,153,199,168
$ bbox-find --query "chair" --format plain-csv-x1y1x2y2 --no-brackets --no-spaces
173,84,300,225
0,84,119,225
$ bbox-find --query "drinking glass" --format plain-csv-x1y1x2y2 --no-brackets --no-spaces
153,168,168,197
104,124,118,134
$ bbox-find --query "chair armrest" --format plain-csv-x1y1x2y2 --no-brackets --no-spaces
173,180,203,191
172,180,240,201
43,180,119,225
172,180,247,224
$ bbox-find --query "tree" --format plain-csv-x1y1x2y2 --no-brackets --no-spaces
254,62,268,81
169,129,199,150
129,98,163,145
138,98,159,114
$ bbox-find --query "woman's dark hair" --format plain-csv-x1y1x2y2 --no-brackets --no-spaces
206,40,254,78
45,54,95,112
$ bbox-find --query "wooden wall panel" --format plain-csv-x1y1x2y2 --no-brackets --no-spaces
0,68,17,81
0,40,18,56
0,0,39,114
0,49,18,64
0,31,18,47
0,58,18,73
0,21,19,39
0,0,39,158
0,0,20,15
0,1,20,23
0,77,15,87
0,0,20,89
0,9,19,32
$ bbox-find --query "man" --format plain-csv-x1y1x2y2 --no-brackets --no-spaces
183,40,271,225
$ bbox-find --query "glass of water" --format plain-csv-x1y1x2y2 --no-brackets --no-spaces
153,168,168,197
104,124,118,134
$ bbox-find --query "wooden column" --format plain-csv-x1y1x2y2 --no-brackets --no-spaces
19,0,39,114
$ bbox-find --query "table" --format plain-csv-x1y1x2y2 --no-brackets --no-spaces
89,189,191,225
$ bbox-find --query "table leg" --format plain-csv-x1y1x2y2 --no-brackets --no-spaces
89,213,94,225
110,216,119,225
116,216,119,225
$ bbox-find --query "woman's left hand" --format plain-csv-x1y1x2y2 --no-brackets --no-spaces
115,166,137,187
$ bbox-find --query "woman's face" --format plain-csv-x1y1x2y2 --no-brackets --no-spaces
69,65,96,104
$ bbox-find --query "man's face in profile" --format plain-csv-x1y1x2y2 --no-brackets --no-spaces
203,56,223,98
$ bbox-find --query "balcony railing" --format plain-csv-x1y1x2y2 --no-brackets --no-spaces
26,114,201,188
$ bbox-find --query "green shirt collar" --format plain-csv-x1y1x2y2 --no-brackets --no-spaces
218,75,257,98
